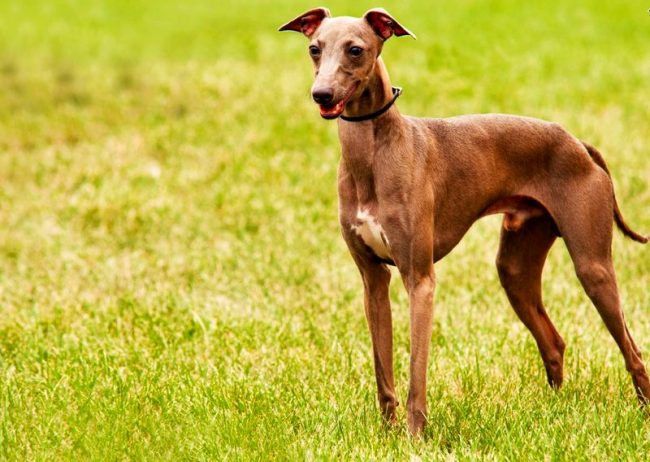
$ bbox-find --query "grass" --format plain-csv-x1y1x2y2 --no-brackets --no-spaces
0,0,649,459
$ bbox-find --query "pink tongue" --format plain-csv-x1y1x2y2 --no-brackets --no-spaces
320,100,345,117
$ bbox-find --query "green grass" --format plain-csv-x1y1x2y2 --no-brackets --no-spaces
1,0,649,459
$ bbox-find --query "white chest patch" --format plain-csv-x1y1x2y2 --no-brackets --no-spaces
351,209,391,260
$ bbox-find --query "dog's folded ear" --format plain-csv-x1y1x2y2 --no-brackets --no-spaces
278,7,331,37
363,8,416,40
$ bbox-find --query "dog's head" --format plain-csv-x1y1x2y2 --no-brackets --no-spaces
279,7,415,119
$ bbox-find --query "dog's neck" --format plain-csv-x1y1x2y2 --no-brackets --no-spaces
337,58,403,205
342,57,398,119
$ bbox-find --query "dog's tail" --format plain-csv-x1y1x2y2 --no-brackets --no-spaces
582,141,648,244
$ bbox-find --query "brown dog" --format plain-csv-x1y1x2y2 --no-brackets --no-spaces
279,7,649,435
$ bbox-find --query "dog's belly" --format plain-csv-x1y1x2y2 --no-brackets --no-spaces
351,209,391,260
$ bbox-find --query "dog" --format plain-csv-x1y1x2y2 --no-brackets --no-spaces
279,7,649,435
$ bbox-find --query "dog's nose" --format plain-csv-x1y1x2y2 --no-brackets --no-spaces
312,88,334,105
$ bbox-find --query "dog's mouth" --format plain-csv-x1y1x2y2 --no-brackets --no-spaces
318,84,358,119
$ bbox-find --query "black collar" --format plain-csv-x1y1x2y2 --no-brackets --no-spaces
340,87,402,122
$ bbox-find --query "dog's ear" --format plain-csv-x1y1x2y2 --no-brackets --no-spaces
278,7,331,37
363,8,416,40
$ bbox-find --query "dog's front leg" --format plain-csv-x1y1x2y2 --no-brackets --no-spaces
356,257,398,423
338,164,399,423
398,260,435,436
390,205,436,436
404,269,435,435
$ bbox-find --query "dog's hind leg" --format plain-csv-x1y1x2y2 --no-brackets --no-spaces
556,170,650,404
496,214,566,387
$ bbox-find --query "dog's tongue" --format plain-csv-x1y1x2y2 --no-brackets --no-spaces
319,100,346,119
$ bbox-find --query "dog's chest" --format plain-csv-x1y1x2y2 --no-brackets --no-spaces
351,209,391,260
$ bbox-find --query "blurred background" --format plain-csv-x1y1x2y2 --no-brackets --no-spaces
0,0,649,459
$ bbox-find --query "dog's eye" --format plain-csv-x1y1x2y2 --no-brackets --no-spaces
309,45,321,57
349,46,363,57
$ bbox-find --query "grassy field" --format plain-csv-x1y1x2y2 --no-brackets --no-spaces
1,0,649,460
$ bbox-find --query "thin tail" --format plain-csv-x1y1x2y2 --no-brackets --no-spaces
582,141,648,244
